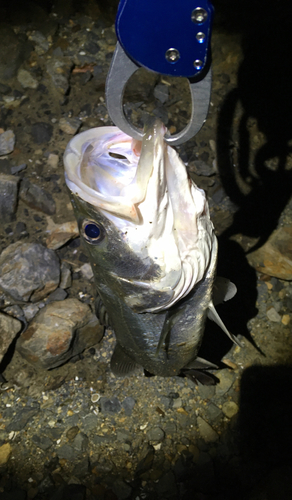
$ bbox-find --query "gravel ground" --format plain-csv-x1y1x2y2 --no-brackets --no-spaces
1,1,292,499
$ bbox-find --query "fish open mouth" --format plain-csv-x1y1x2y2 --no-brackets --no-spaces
64,120,215,312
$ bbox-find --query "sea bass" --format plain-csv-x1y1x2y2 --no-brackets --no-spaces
64,120,238,378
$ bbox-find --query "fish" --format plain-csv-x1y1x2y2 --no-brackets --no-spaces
64,119,239,379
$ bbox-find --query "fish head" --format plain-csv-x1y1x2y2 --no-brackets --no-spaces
64,120,215,313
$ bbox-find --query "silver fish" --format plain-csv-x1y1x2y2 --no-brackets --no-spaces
64,120,239,378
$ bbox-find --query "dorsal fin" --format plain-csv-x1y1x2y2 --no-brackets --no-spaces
207,301,243,347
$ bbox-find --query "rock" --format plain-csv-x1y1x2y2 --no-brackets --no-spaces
19,178,56,214
146,427,165,443
31,434,53,451
28,31,50,55
189,160,216,176
266,306,281,323
46,287,67,303
197,416,219,443
80,263,93,280
59,117,82,135
72,432,88,452
0,174,19,223
0,159,11,174
0,443,12,465
81,414,98,433
56,444,75,461
0,241,60,302
45,218,79,249
136,444,155,475
247,225,292,280
154,83,169,103
100,396,121,415
11,163,27,175
0,130,15,155
121,396,136,416
0,311,22,364
222,401,239,418
112,479,132,500
17,69,38,89
0,25,32,80
6,407,39,432
59,262,72,289
215,369,235,397
22,303,40,321
16,298,104,369
46,58,73,95
47,153,59,169
30,122,53,144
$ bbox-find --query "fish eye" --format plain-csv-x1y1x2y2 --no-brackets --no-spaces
81,219,104,244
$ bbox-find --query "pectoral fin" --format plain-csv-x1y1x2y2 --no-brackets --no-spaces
110,343,140,376
212,277,237,306
207,301,243,347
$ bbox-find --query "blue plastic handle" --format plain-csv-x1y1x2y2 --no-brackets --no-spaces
115,0,213,78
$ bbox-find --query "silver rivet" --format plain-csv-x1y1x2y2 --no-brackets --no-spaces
165,48,180,63
194,59,203,70
191,7,208,24
196,32,205,43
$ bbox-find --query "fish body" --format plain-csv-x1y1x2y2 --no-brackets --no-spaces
64,120,237,377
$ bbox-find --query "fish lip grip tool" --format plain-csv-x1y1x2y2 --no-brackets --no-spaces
106,0,214,146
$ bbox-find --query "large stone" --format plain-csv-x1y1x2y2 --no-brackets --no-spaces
16,298,104,369
19,178,56,214
0,174,19,223
45,218,79,249
247,225,292,280
0,241,60,302
0,312,22,364
0,130,15,155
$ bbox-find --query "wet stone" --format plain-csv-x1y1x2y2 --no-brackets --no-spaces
222,401,239,418
72,432,88,452
81,413,98,433
0,241,60,302
31,434,53,451
28,30,50,55
112,479,132,500
56,444,75,461
154,83,169,104
66,426,79,441
46,287,68,303
17,298,103,370
46,219,79,249
267,306,282,322
59,262,72,289
0,159,11,174
0,311,22,364
247,225,292,280
6,407,39,432
11,163,27,175
0,130,15,155
17,69,38,89
31,122,53,144
0,443,12,465
100,396,121,415
215,369,235,397
197,416,219,443
189,160,215,176
22,303,40,321
46,58,73,95
146,426,165,443
59,117,82,135
121,396,136,416
19,178,56,215
0,173,20,222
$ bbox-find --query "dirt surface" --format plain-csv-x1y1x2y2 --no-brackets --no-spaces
1,1,292,499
